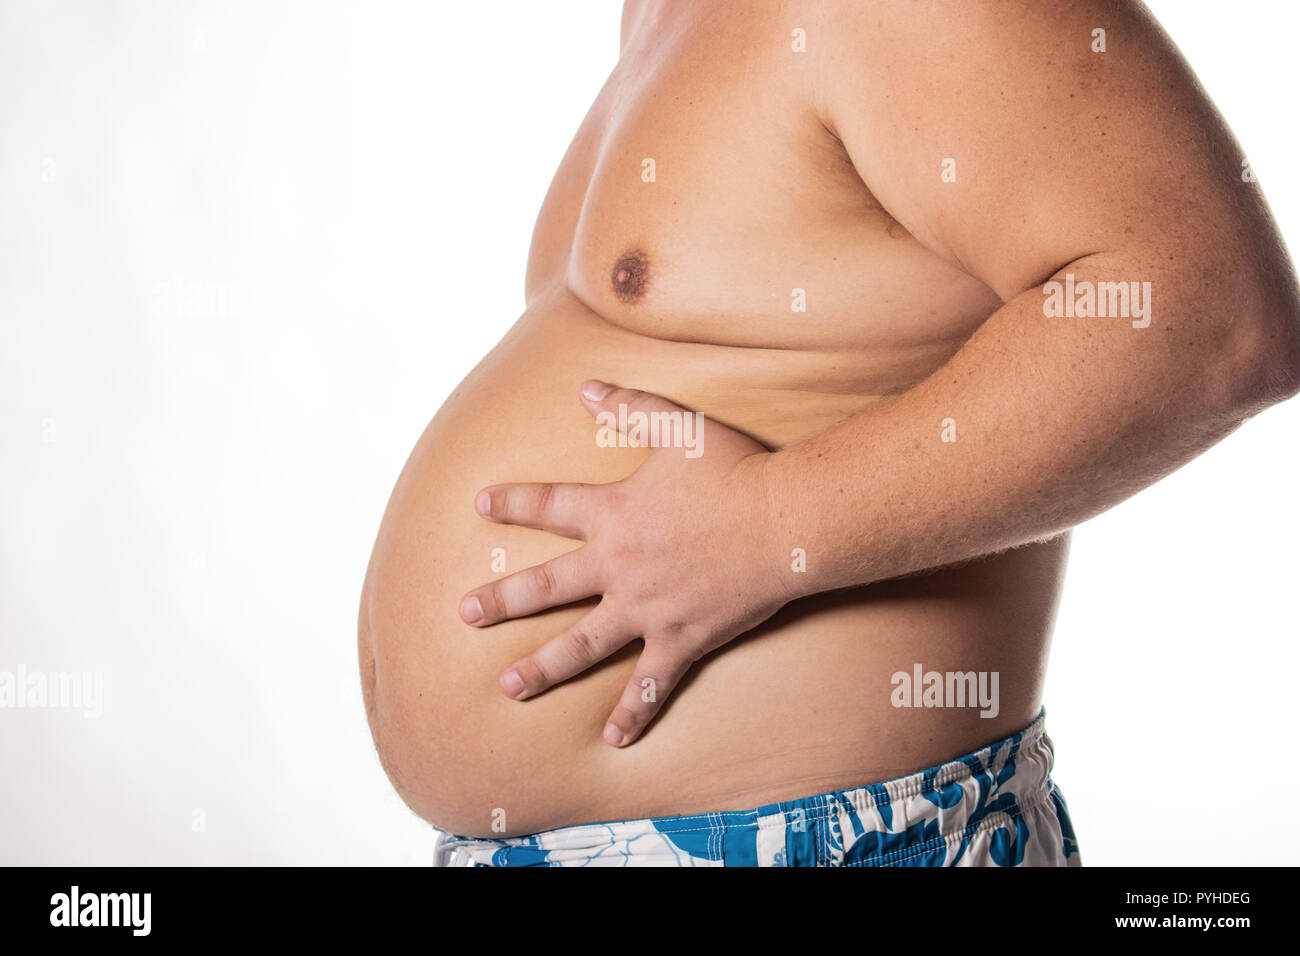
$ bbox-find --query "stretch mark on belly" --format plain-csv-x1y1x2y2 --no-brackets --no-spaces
611,250,649,303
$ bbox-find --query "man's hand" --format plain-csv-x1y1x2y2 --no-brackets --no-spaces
459,380,792,748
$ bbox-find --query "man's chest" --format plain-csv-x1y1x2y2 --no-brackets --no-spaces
526,12,1000,352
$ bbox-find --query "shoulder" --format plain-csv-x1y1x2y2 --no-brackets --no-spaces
620,0,651,52
810,0,1244,296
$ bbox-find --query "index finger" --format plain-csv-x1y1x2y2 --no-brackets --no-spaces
474,482,598,539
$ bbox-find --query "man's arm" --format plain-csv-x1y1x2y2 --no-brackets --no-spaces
461,0,1300,746
772,0,1300,594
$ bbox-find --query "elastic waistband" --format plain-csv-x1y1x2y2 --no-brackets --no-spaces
434,708,1056,867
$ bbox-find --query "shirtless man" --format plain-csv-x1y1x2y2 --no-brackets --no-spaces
359,0,1300,866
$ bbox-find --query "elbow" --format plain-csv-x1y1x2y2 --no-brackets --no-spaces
1215,303,1300,416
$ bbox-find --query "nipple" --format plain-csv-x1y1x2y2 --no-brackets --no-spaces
611,251,648,303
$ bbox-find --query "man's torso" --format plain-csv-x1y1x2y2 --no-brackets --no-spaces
359,0,1066,838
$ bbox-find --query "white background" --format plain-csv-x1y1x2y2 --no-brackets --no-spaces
1,0,1296,865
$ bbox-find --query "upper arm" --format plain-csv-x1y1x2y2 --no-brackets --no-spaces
815,0,1294,310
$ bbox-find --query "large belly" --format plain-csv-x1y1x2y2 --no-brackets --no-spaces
360,292,1066,837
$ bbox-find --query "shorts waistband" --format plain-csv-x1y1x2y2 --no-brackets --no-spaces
433,708,1062,867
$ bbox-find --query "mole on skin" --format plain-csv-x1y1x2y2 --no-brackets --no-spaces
611,251,649,303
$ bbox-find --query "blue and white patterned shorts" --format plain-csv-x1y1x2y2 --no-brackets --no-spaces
431,709,1079,867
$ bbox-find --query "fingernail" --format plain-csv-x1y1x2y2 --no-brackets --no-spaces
500,670,526,698
459,595,483,624
603,723,626,747
582,380,613,401
475,491,491,516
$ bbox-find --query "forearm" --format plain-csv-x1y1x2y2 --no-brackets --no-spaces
766,254,1297,598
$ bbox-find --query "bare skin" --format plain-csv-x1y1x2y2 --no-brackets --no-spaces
361,0,1300,839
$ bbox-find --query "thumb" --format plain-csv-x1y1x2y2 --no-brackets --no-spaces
581,379,686,416
581,380,695,450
